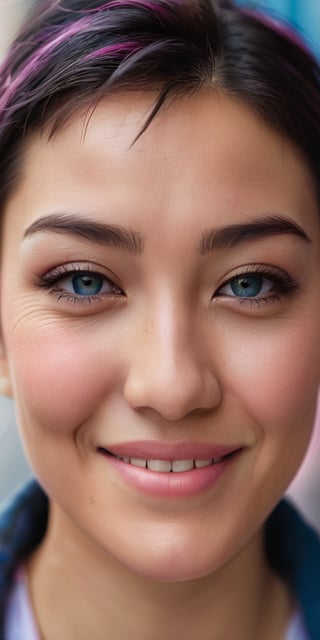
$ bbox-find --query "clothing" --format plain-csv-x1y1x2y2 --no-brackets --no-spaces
285,610,309,640
0,482,47,640
4,569,40,640
1,481,320,640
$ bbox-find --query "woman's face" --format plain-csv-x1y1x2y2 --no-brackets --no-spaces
1,91,320,580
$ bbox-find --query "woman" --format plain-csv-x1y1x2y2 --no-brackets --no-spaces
0,0,320,638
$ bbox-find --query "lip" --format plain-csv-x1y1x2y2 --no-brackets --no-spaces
98,440,241,461
97,441,244,499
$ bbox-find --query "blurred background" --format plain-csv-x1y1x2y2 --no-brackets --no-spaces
239,0,320,54
0,0,320,530
0,0,32,58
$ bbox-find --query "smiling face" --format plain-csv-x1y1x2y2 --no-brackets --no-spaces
1,90,320,581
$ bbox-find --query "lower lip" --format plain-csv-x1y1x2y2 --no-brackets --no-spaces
98,450,241,499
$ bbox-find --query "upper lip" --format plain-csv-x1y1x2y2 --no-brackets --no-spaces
98,441,243,460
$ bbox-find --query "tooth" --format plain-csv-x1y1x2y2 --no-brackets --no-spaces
195,459,212,468
172,460,194,472
130,458,147,468
147,459,172,472
213,456,224,464
120,456,130,463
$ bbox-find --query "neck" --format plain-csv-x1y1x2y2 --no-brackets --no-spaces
27,503,294,640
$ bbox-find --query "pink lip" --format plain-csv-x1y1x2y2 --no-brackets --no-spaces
98,440,241,460
97,442,243,499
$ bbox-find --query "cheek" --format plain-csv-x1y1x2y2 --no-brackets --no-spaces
6,321,122,434
224,314,320,424
223,316,320,484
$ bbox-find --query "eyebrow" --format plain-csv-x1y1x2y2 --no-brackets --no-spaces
24,212,311,256
199,215,311,254
23,213,144,255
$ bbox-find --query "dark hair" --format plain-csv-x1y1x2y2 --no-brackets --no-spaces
0,0,320,205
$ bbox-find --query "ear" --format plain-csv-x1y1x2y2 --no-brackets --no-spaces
0,339,12,398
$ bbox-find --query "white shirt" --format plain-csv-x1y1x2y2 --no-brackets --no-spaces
4,569,309,640
4,569,40,640
285,610,310,640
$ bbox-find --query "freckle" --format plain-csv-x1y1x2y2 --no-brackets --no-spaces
89,496,96,505
227,195,238,209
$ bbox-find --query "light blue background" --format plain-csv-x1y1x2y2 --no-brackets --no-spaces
237,1,320,54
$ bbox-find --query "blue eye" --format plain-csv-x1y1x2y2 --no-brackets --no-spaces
229,275,266,298
39,266,124,304
71,273,104,296
218,272,274,300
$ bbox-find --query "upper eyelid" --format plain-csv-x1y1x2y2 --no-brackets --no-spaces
218,262,295,283
39,261,295,290
38,263,124,295
41,262,121,285
43,262,108,276
220,264,288,278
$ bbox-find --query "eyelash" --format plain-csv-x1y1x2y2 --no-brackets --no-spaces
215,265,299,306
38,263,124,305
37,263,299,307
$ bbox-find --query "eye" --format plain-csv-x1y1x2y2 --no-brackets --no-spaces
218,273,273,299
60,271,111,296
215,266,299,306
38,264,124,305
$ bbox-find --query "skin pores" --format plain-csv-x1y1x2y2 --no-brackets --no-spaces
1,90,320,587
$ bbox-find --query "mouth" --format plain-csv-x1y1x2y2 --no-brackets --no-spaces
98,449,236,473
97,443,242,498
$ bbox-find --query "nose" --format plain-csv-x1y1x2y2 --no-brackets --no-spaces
123,305,222,422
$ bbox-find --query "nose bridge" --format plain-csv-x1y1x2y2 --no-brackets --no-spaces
123,294,221,420
146,297,193,374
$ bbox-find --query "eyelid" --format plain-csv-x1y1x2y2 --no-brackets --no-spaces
39,261,121,285
217,264,295,288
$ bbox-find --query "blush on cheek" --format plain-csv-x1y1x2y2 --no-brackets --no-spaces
227,323,319,432
9,330,119,435
222,317,319,433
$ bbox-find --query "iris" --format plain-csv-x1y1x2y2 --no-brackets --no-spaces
72,273,104,296
230,275,263,298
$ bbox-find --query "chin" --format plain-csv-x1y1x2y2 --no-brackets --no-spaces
153,566,213,583
121,545,219,583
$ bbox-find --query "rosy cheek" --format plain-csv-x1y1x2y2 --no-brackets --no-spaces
8,325,120,434
225,319,319,430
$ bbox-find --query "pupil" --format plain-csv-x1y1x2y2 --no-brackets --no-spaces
231,275,262,298
72,273,103,296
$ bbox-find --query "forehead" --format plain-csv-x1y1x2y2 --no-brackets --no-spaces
4,89,319,241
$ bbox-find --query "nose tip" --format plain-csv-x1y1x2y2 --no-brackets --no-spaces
123,358,221,421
